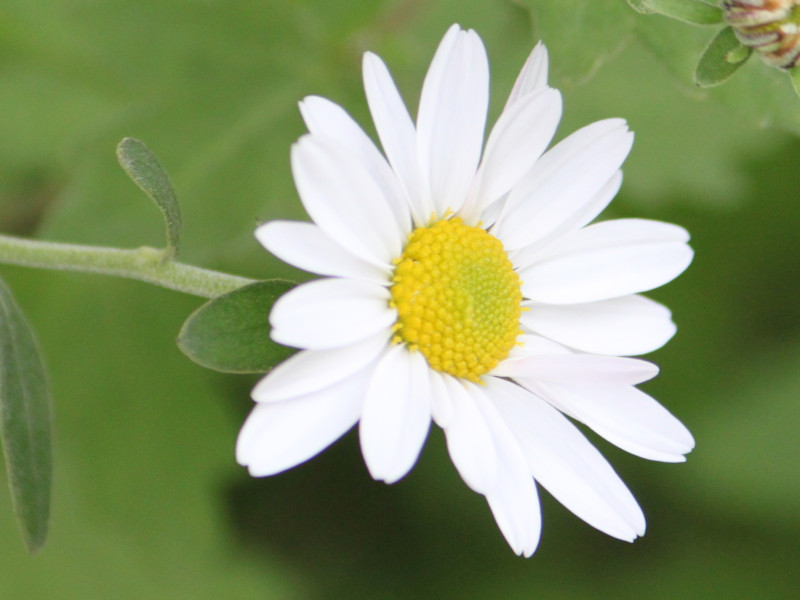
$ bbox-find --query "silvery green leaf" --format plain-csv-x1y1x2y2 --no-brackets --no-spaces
117,137,182,259
177,280,296,373
0,278,52,554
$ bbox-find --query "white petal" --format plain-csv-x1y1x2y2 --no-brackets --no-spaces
504,42,549,109
494,354,658,386
251,333,388,403
299,96,411,235
360,346,432,483
291,135,404,266
521,219,694,304
428,370,455,428
505,334,572,360
256,221,389,283
494,119,632,251
521,295,677,356
465,88,562,218
509,171,623,270
363,52,432,224
488,378,646,541
475,192,506,229
270,278,395,350
417,25,489,216
237,367,370,476
472,389,542,557
537,382,695,462
441,377,498,494
540,217,690,257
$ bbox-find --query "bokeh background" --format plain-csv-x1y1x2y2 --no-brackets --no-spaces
1,1,799,598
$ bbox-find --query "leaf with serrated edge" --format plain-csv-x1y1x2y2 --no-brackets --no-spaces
0,278,52,554
117,137,182,258
177,280,296,374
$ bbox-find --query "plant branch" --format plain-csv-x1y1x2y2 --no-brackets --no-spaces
0,234,255,299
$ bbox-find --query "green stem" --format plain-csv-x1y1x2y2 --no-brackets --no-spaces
0,234,255,299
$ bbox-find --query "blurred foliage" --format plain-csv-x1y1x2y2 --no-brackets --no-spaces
1,0,799,598
0,277,51,554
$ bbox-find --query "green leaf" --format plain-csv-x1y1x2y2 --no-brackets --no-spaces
0,277,52,554
116,137,182,259
695,26,752,86
177,280,296,373
790,66,800,98
518,0,637,83
627,0,657,13
628,0,723,25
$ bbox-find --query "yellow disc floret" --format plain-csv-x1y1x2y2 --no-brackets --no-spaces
390,217,522,383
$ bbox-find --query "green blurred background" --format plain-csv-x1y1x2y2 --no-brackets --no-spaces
1,0,799,598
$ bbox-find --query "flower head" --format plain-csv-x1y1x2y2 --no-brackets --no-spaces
723,0,800,69
237,24,694,557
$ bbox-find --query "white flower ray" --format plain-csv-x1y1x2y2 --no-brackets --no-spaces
256,220,389,283
488,378,646,541
504,42,549,109
237,366,370,477
417,25,489,216
291,135,403,266
463,88,562,220
440,376,498,494
471,387,542,557
494,354,659,386
508,171,624,270
360,346,432,484
520,219,694,304
493,119,632,251
520,294,677,356
251,332,388,403
363,52,432,225
528,381,695,462
270,278,395,350
299,95,412,235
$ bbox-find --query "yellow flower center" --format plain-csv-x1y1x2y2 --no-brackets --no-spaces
390,217,522,383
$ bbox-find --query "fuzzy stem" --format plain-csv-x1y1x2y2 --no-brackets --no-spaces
0,234,255,299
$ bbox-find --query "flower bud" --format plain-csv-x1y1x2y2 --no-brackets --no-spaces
723,0,800,69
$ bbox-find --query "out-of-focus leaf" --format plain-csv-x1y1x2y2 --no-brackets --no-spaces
791,66,800,97
695,26,752,86
0,277,51,554
0,276,303,598
177,280,295,373
515,0,637,83
116,138,182,258
628,0,723,25
628,0,656,12
632,7,800,133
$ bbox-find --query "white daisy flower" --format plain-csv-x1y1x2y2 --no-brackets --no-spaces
237,24,695,557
